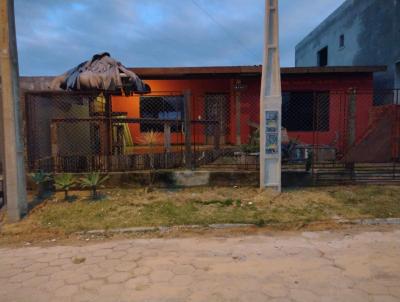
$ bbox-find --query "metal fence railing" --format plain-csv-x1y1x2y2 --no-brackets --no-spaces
24,89,400,184
25,91,220,172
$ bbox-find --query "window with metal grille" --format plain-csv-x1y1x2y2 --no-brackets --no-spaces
139,96,184,132
282,91,330,131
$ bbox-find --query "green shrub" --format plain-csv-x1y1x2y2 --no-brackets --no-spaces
241,129,260,154
80,172,109,200
31,170,52,198
54,173,76,201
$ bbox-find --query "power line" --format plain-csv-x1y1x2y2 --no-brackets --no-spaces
190,0,259,61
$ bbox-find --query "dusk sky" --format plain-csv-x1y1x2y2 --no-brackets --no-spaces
15,0,346,76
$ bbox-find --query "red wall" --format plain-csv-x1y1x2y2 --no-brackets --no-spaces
286,73,374,147
112,72,374,148
240,73,374,147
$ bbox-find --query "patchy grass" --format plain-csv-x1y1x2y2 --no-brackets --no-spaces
1,185,400,244
329,185,400,218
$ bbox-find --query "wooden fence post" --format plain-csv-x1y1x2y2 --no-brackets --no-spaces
164,123,171,152
235,91,241,145
214,122,220,151
184,90,193,169
164,123,171,169
106,94,112,172
50,122,58,173
347,89,357,150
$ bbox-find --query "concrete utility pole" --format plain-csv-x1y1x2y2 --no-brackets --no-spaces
260,0,282,191
0,0,28,221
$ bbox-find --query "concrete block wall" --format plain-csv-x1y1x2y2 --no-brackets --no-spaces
295,0,399,90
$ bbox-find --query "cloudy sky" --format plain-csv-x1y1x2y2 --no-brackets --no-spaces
15,0,345,76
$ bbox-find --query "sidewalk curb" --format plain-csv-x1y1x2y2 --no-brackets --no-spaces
339,218,400,225
77,223,256,235
75,218,400,236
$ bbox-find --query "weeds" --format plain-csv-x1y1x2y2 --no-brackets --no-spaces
194,198,240,207
138,130,162,190
2,186,400,238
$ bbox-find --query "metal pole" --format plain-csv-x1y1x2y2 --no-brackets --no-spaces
0,0,28,221
260,0,282,191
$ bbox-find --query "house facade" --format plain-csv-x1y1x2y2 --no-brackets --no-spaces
295,0,400,91
22,65,390,172
119,65,381,147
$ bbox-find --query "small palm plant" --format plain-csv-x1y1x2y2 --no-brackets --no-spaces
80,172,109,200
31,170,52,198
54,173,75,201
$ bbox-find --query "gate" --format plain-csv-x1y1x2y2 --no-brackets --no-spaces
311,89,400,184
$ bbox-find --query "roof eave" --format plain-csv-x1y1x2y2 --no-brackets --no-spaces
128,65,387,79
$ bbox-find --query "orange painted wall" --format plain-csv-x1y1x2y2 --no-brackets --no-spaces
112,79,232,146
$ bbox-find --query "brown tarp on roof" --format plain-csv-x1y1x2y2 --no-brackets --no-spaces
50,52,150,94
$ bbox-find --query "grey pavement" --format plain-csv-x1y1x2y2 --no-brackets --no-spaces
1,227,400,302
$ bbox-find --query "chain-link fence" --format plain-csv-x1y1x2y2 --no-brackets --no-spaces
191,92,260,170
25,89,400,183
25,91,220,172
282,89,400,184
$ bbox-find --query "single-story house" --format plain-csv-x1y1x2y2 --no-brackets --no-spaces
113,65,385,147
23,65,395,172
